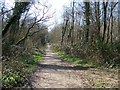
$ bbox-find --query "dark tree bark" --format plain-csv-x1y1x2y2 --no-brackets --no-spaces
71,1,75,46
102,2,108,43
2,2,30,38
118,2,120,44
95,2,101,43
68,1,75,46
84,2,90,43
61,17,69,46
106,2,118,44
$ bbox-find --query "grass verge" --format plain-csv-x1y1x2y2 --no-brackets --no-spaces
55,51,95,67
55,50,119,88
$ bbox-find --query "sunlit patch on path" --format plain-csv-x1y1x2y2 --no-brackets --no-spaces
31,46,119,88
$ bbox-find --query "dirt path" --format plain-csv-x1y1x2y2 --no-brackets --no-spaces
31,46,119,88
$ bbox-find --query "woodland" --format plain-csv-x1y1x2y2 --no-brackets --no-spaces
1,0,120,88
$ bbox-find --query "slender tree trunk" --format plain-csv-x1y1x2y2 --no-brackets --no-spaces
110,14,113,44
102,2,108,43
95,2,101,43
84,2,90,43
71,1,75,46
106,17,110,44
107,2,118,44
118,2,120,44
1,0,5,30
61,18,68,46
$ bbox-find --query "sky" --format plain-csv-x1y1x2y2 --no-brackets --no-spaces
3,0,71,31
2,0,118,31
50,0,70,22
47,0,71,31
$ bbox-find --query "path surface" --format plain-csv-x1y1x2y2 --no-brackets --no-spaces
31,46,118,88
31,47,89,88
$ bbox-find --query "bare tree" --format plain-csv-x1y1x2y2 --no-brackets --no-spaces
61,11,69,46
118,2,120,44
16,6,53,45
102,2,108,43
2,2,30,38
95,2,101,43
84,1,90,43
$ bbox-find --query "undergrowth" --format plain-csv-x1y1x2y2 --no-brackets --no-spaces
2,51,44,88
54,50,119,88
55,50,119,70
55,51,95,67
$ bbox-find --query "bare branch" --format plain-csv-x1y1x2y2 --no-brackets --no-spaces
0,8,14,16
16,5,53,45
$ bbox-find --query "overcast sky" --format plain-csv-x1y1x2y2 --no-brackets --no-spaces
48,0,73,31
3,0,71,31
3,0,118,31
50,0,71,21
46,0,71,31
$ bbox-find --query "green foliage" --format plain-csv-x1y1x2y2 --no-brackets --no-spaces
2,71,23,87
33,52,44,62
100,43,120,68
2,51,44,88
56,51,94,67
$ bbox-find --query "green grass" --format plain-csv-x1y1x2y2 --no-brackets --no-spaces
2,52,44,87
55,50,119,88
56,51,94,67
33,52,44,62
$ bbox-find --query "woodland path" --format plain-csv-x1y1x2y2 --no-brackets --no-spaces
31,45,118,88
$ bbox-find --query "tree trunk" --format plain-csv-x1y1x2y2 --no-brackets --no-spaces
118,2,120,44
95,2,101,44
2,2,30,40
61,16,69,46
84,2,90,43
102,2,108,43
71,1,75,46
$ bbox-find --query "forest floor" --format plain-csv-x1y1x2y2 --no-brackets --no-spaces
30,46,119,88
